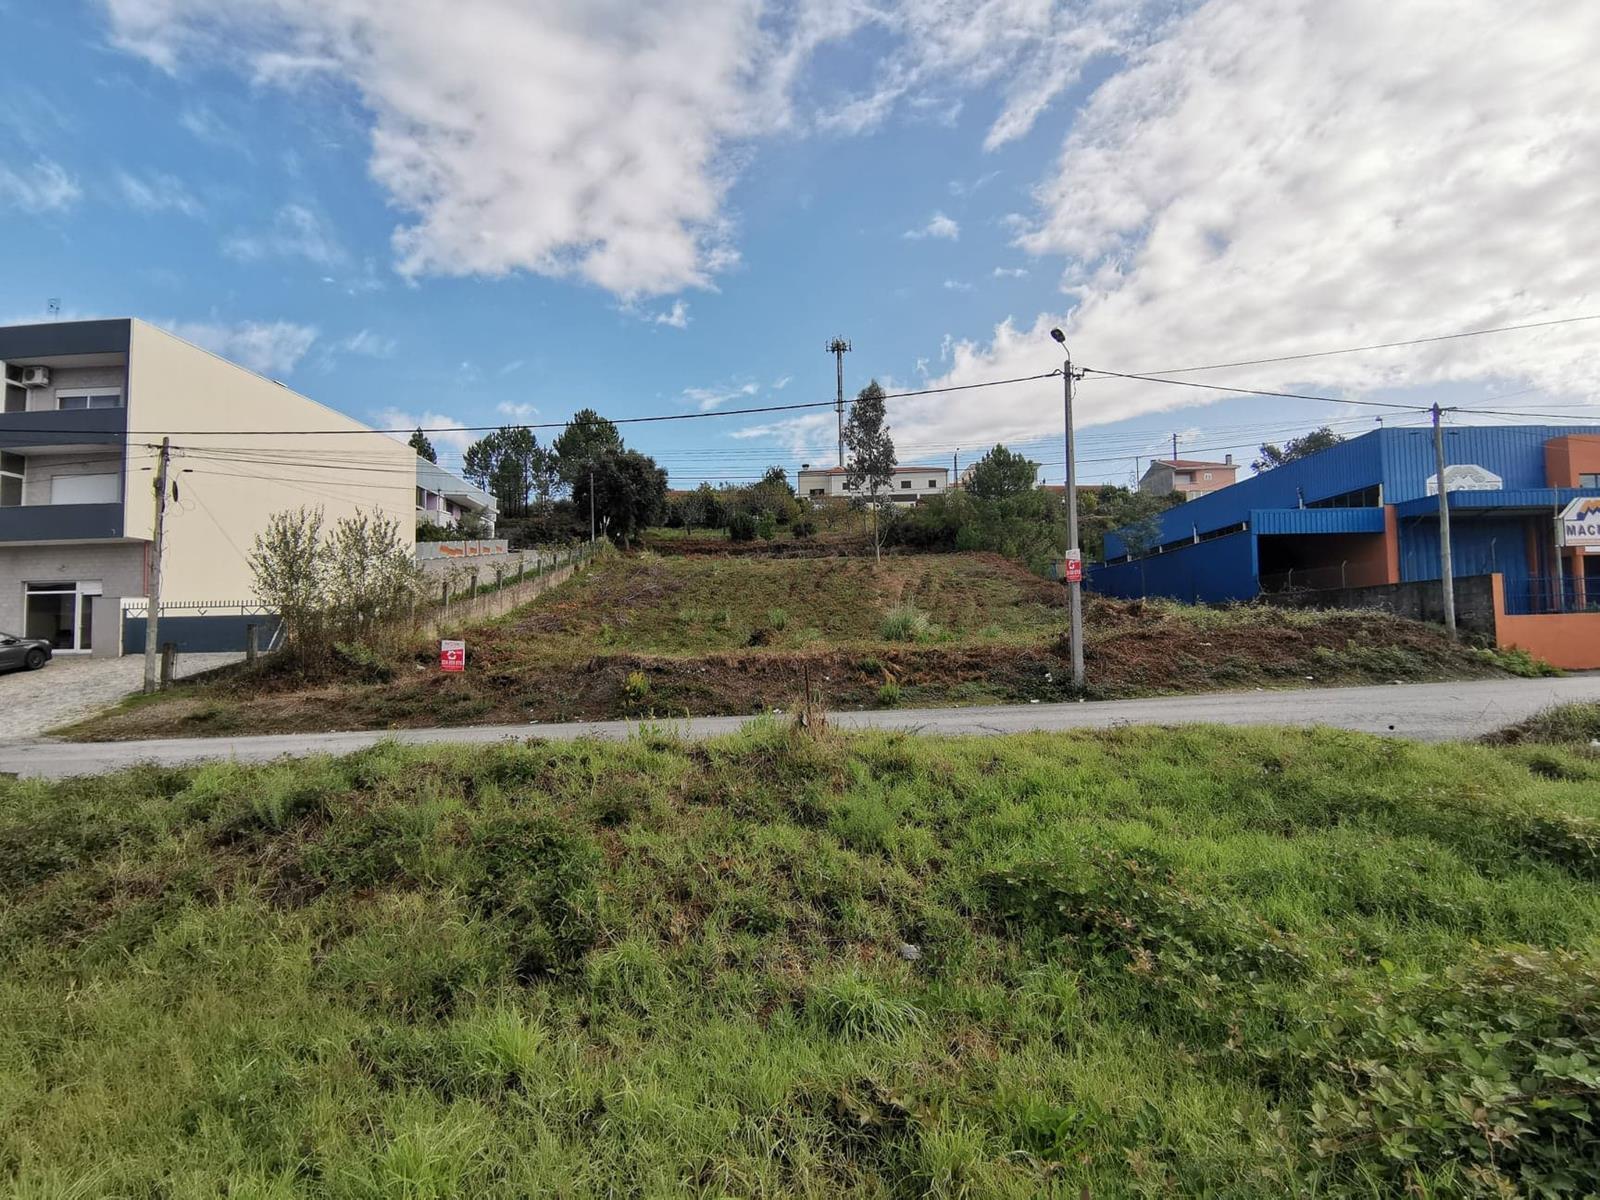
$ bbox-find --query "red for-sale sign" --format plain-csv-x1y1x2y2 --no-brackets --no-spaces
440,639,466,672
1063,551,1083,583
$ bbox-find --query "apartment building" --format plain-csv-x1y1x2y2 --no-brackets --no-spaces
797,463,949,503
416,455,497,535
1,318,415,655
1137,455,1238,498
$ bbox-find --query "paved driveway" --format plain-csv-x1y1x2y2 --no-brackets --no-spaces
0,653,244,740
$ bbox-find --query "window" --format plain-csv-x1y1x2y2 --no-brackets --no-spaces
416,486,426,507
50,473,118,504
1307,483,1381,509
1581,473,1600,488
900,479,911,489
808,488,824,497
2,364,25,414
1202,471,1213,480
56,389,124,410
927,478,937,488
0,451,22,507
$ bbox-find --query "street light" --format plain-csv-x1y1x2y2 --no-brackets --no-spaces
1050,328,1085,689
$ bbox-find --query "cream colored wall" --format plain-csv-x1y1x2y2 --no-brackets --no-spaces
126,320,415,603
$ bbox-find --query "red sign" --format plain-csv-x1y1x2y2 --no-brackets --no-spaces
1063,551,1083,583
440,639,466,672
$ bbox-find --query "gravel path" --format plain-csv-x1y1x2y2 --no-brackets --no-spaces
0,653,245,740
4,674,1598,778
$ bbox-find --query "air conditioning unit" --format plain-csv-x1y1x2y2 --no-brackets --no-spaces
20,366,50,388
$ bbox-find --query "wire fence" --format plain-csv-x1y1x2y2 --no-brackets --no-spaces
1501,575,1600,616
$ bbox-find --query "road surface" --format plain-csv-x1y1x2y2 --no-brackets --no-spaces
4,675,1597,780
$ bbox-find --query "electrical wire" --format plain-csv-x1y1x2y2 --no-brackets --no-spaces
1124,312,1600,376
1081,367,1435,412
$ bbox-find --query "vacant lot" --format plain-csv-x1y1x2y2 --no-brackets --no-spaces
3,721,1597,1195
64,552,1528,739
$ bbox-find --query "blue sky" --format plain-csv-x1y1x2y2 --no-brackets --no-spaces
2,0,1596,487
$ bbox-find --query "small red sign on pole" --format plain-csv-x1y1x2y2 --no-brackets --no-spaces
1063,550,1083,584
440,639,466,672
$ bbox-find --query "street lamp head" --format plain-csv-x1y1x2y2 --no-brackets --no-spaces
1049,328,1066,345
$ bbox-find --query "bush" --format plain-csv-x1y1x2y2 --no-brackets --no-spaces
791,515,817,539
756,513,778,541
881,604,934,642
727,511,758,542
877,680,903,707
622,670,651,707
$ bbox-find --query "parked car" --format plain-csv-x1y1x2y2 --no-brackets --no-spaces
0,631,53,673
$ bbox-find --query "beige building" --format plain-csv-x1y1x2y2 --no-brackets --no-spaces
1,318,415,655
797,463,949,503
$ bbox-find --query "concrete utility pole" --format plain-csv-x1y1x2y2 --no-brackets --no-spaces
1431,403,1457,639
1051,330,1085,689
588,466,596,544
143,437,171,694
827,337,851,467
1171,431,1179,461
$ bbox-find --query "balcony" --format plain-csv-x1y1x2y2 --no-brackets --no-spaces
0,405,127,452
0,502,124,543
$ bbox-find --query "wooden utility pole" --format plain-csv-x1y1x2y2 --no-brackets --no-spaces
142,437,171,694
1431,404,1457,639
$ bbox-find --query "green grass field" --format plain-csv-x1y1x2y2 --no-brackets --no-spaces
4,716,1598,1196
62,551,1528,740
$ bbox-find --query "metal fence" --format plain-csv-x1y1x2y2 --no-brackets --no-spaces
1501,575,1600,616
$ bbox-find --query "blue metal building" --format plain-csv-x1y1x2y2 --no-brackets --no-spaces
1090,425,1600,615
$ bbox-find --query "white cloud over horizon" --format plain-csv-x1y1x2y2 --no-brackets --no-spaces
892,0,1600,450
117,169,204,216
905,211,960,240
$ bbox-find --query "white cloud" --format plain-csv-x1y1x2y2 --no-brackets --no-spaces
684,380,761,412
905,211,960,241
497,359,526,377
897,0,1600,450
771,374,793,390
118,169,203,216
165,319,320,376
377,407,476,455
103,0,781,298
654,299,692,329
992,266,1028,278
942,278,972,291
0,159,80,212
225,203,345,266
497,400,539,420
342,328,397,358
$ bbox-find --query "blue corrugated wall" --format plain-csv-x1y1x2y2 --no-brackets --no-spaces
1089,530,1259,602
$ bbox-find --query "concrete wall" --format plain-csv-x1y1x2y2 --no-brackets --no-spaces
20,452,123,505
1545,434,1600,488
419,551,594,638
1261,573,1501,639
0,542,147,640
799,467,948,501
127,321,415,604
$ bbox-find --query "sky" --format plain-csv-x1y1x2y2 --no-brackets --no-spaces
2,0,1598,488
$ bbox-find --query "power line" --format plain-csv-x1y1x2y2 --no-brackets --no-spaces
1127,312,1600,376
15,371,1063,438
1080,367,1434,412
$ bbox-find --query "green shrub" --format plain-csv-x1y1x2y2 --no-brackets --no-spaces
791,515,817,538
767,607,789,631
880,604,934,642
806,971,923,1039
622,670,651,706
877,680,903,707
727,511,758,542
1291,949,1600,1195
332,640,395,683
756,513,778,541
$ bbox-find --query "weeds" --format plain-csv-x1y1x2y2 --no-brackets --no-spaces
880,604,935,642
7,727,1598,1195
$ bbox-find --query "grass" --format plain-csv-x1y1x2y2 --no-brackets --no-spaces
4,720,1599,1195
63,552,1526,740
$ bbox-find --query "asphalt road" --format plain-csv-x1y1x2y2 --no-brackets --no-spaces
4,675,1598,780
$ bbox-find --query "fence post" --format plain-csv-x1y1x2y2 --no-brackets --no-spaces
441,579,450,621
160,642,176,689
245,623,258,664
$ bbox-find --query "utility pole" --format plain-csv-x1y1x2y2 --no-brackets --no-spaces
1431,404,1457,639
952,449,958,486
1171,431,1179,461
827,337,851,468
588,466,596,544
1051,330,1085,689
143,437,171,694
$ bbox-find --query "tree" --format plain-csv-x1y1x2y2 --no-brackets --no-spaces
843,380,897,563
407,428,437,463
463,426,543,518
249,506,327,654
581,449,666,546
1252,426,1346,472
552,408,623,487
965,444,1038,500
681,481,721,532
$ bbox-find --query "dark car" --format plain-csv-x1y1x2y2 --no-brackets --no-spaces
0,631,52,673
